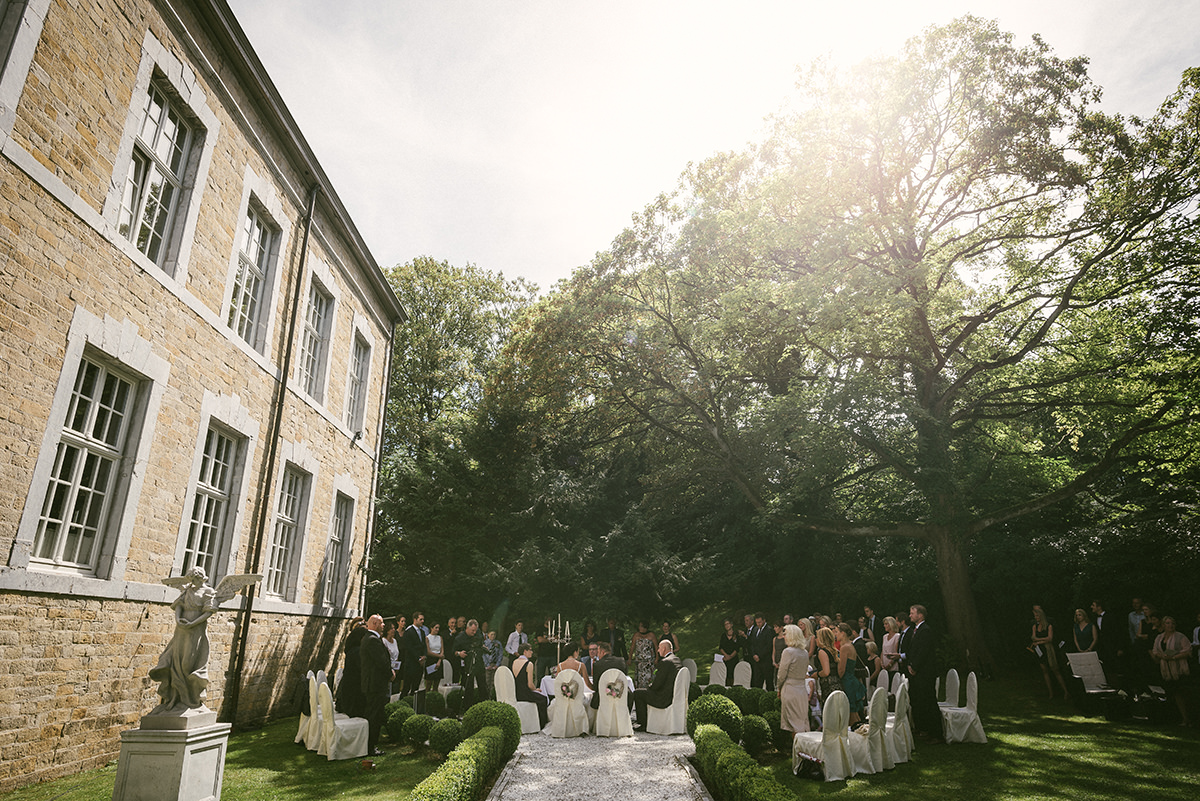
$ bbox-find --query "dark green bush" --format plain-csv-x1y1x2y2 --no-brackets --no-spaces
400,694,415,708
693,723,735,778
446,687,465,715
384,700,407,719
746,688,772,715
450,726,504,785
403,713,436,747
460,700,521,760
762,709,792,754
693,722,793,801
425,690,448,718
385,704,415,741
741,714,772,756
686,693,742,742
758,691,781,716
731,769,795,801
688,682,702,704
726,684,747,711
407,726,508,801
429,717,464,756
714,745,759,799
703,683,728,696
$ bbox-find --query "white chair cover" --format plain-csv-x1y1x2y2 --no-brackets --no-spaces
316,681,369,760
548,668,591,737
890,671,905,696
885,682,914,763
296,670,315,744
939,668,960,708
495,665,542,735
594,668,634,737
941,671,987,743
645,667,689,735
708,661,727,687
682,658,698,685
1065,651,1113,692
733,660,752,688
875,669,888,698
792,691,861,781
303,674,323,750
866,686,895,771
316,669,327,687
332,668,342,690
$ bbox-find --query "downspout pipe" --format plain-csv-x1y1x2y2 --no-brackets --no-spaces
224,182,320,725
360,318,397,614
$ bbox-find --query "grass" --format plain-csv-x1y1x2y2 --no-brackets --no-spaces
0,718,439,801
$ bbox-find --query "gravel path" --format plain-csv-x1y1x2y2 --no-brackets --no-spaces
489,732,707,801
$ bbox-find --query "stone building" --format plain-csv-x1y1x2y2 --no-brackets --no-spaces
0,0,405,789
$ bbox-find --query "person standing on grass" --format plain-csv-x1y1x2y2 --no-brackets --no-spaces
360,614,393,756
906,604,944,743
1151,616,1193,727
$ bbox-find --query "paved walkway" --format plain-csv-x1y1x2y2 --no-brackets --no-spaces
489,732,706,801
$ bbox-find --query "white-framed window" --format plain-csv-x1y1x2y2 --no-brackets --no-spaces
297,280,333,401
344,334,371,431
117,81,194,266
179,425,240,578
0,1,28,79
227,202,276,348
30,357,137,573
265,466,308,599
323,493,353,607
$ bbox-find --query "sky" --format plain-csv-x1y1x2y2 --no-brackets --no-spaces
224,0,1199,294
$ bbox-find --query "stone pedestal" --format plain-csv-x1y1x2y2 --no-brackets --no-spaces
112,721,231,801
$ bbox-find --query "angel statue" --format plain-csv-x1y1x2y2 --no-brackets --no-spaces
148,567,261,715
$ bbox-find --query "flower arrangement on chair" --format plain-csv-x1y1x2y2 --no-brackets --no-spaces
560,679,579,700
606,680,624,699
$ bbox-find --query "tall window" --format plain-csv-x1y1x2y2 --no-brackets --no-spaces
180,426,238,577
265,467,306,597
32,358,136,572
297,282,332,400
344,335,370,431
324,493,353,606
117,81,193,267
227,204,274,348
0,1,27,79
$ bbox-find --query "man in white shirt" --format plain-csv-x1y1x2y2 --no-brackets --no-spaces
1128,597,1145,646
505,620,527,666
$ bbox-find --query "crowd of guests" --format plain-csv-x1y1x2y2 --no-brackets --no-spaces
718,605,945,743
1030,598,1197,727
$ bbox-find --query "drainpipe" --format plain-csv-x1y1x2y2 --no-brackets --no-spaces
224,182,320,724
359,318,397,614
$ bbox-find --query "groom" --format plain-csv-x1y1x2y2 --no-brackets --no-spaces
633,640,680,731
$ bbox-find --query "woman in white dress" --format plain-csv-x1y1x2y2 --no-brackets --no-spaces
880,616,901,671
776,624,811,734
425,622,445,692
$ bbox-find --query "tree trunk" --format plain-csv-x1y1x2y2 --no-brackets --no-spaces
928,526,995,676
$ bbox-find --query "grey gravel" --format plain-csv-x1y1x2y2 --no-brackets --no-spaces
489,732,703,801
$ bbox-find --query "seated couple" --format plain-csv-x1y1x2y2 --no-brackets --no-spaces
513,640,634,729
633,640,680,732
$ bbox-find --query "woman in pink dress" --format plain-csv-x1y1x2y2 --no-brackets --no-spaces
881,616,901,671
776,624,811,734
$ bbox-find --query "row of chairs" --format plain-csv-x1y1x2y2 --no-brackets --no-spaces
294,670,370,760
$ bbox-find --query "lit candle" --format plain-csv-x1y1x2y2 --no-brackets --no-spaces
566,621,570,640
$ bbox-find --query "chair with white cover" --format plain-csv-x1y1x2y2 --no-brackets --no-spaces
682,658,698,686
866,686,895,771
302,673,323,751
708,660,727,687
645,666,690,735
792,691,863,781
875,669,889,698
594,668,634,737
316,681,369,760
548,668,591,737
939,668,960,708
439,659,459,697
885,681,913,763
495,665,542,735
941,671,986,744
890,671,905,697
317,669,327,687
733,660,752,688
296,671,315,744
332,668,341,690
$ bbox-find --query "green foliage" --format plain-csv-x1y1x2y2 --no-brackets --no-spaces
761,709,793,754
446,688,465,715
726,685,754,715
746,688,773,716
424,689,448,718
757,690,780,716
703,683,728,696
428,718,464,756
408,726,506,801
460,700,521,760
402,714,436,748
688,682,702,705
386,704,416,741
687,693,743,742
384,699,407,719
740,714,772,756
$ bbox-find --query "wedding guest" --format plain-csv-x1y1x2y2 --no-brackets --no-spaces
1031,605,1068,699
536,631,556,681
589,640,632,711
750,613,774,690
393,615,407,694
1128,597,1145,646
603,617,628,660
581,620,600,650
863,605,883,645
659,621,680,657
837,623,867,724
455,619,487,709
880,616,901,670
865,641,883,684
360,614,393,755
633,640,681,732
772,621,787,680
630,621,657,689
851,624,870,682
504,621,527,665
512,642,548,728
384,620,402,695
1072,608,1098,653
1151,616,1193,727
336,617,367,717
402,612,427,707
777,624,810,734
579,642,600,689
813,627,842,703
425,621,445,693
718,618,741,686
1135,605,1161,689
797,617,816,658
445,617,461,684
906,604,944,743
483,629,503,697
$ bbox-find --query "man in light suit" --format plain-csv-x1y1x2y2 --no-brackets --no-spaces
360,614,394,755
905,604,943,743
633,640,681,731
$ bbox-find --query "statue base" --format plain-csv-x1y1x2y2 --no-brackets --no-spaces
112,722,231,801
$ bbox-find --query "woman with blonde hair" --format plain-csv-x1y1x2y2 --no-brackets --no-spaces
881,616,901,670
797,617,816,656
777,624,811,733
813,627,842,704
1031,605,1068,699
1151,616,1192,727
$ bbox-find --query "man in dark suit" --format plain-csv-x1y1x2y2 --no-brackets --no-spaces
335,618,366,717
633,640,681,731
360,614,394,755
749,613,774,690
864,605,884,647
852,627,871,682
454,619,487,710
603,617,628,661
590,640,633,711
402,611,427,712
905,604,943,743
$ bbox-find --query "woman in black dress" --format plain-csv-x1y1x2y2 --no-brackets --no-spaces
512,642,548,728
1031,605,1068,699
719,618,741,686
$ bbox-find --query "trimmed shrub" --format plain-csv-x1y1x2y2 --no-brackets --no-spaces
725,684,747,710
429,717,464,756
446,687,466,716
762,709,792,754
693,723,735,779
703,683,728,696
384,700,407,719
714,745,759,799
729,685,759,716
424,690,448,718
688,682,702,705
450,726,505,786
757,691,781,716
403,713,436,747
746,688,772,715
408,727,505,801
460,700,521,760
686,693,742,742
694,722,793,801
385,704,415,741
400,694,415,708
731,769,795,801
741,714,772,756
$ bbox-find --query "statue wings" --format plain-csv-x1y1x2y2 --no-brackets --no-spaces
213,573,262,606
